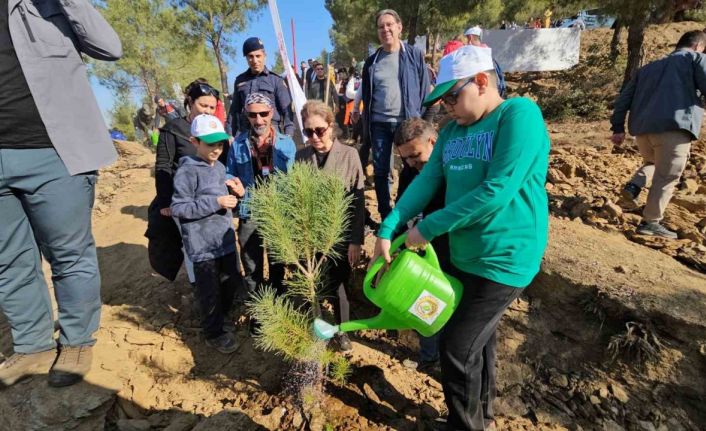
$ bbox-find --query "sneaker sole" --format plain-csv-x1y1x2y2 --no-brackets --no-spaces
636,230,677,239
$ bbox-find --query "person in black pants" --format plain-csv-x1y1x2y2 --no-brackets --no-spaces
171,114,241,354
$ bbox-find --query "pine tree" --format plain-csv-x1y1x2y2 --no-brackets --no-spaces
245,163,353,422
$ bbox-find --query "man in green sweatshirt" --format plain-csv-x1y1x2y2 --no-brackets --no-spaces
372,45,550,430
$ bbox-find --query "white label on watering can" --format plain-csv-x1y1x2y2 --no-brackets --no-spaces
409,290,447,325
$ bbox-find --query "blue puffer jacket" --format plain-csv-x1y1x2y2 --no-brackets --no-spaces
170,156,235,262
225,129,296,218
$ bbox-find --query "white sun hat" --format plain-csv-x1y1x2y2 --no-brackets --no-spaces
424,45,494,106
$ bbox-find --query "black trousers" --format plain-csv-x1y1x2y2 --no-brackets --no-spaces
237,218,285,296
440,268,525,431
320,250,352,324
192,252,240,339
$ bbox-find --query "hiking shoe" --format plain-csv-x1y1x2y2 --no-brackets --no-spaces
223,319,237,333
636,222,678,239
205,332,239,354
48,345,92,387
0,350,56,388
334,332,352,352
620,182,642,209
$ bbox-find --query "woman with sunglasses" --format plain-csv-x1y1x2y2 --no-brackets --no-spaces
149,79,222,285
295,100,365,351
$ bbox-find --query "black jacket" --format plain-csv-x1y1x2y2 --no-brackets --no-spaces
155,117,195,209
145,198,183,281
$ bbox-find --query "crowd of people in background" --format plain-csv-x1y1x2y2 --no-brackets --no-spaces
3,1,703,430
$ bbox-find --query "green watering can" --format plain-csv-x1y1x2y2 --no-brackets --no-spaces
150,130,159,147
313,234,463,340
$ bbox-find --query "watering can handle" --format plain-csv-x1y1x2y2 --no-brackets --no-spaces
364,234,407,297
364,233,440,295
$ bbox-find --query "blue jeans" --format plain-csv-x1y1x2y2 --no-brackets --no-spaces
370,121,399,220
0,148,101,353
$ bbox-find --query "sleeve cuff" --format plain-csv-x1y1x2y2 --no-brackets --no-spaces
610,124,625,134
417,219,438,242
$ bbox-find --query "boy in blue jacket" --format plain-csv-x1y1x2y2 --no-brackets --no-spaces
171,114,241,353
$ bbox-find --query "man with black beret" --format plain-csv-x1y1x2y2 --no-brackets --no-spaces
229,37,294,137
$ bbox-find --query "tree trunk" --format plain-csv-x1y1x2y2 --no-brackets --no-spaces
622,15,648,88
433,32,440,67
215,50,230,113
609,20,623,63
406,1,421,46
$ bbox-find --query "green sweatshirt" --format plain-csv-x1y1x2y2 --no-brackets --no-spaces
378,97,550,288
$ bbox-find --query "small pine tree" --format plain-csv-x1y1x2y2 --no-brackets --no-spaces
245,163,353,422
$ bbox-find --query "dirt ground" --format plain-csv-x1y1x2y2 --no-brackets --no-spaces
1,23,706,431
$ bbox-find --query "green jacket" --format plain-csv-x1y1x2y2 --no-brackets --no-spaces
378,97,550,288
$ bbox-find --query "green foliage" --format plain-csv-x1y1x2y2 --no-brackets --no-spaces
325,0,595,63
328,355,352,386
271,54,285,75
246,286,328,363
247,164,352,376
536,87,605,121
249,163,351,271
109,96,138,141
91,0,219,103
177,0,266,94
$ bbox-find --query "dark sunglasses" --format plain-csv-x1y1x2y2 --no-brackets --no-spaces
246,110,271,119
189,83,220,100
303,125,329,138
441,77,474,106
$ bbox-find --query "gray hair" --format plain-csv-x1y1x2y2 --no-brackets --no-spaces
375,9,401,25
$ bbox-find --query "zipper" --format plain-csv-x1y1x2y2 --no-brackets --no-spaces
18,5,36,43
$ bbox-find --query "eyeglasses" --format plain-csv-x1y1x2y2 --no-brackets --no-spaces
303,125,330,138
315,67,324,71
246,110,271,119
441,77,474,106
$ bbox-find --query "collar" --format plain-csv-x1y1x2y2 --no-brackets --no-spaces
373,42,406,64
248,67,270,77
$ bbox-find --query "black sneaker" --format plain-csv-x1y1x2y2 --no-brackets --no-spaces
205,332,239,354
334,332,352,352
620,182,642,208
636,222,678,239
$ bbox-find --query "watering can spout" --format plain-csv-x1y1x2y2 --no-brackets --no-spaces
313,312,407,341
339,311,406,334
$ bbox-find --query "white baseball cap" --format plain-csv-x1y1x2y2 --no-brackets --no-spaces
464,26,483,37
190,114,230,144
424,45,495,106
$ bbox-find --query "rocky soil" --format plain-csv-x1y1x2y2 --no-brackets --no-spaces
1,23,706,431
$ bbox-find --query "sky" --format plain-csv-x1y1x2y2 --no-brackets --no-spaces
92,0,334,123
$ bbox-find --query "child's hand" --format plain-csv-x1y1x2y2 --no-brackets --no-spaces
225,177,245,197
217,195,238,209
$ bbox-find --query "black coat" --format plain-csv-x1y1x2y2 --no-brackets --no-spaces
145,198,183,281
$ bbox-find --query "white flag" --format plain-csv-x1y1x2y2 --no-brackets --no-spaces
268,0,307,142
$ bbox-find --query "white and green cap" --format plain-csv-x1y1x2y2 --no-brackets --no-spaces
424,45,495,107
190,114,230,144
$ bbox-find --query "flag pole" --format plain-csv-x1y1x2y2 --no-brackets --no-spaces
324,51,331,107
291,18,297,72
